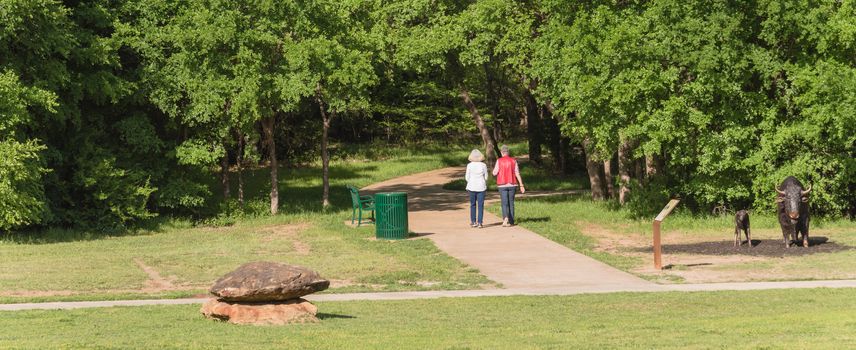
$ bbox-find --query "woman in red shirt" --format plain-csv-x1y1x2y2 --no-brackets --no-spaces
492,145,525,226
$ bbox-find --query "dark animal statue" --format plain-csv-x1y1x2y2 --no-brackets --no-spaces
734,210,751,248
775,176,811,248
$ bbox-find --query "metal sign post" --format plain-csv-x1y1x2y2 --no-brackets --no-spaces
653,199,680,270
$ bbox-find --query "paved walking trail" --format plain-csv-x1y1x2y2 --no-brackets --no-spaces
4,166,856,311
361,167,659,292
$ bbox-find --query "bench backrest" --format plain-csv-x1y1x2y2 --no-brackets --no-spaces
346,185,361,206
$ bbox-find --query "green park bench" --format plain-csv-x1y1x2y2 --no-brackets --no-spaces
347,185,375,227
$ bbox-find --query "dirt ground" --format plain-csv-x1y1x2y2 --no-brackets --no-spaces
638,237,851,257
581,222,856,284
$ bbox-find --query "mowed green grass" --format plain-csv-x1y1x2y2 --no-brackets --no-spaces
494,194,856,282
3,288,856,349
0,145,493,303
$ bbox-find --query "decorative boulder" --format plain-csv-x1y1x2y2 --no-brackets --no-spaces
201,298,319,325
209,261,330,302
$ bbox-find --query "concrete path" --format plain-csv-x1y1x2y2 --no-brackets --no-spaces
6,280,856,311
362,166,659,291
4,165,856,311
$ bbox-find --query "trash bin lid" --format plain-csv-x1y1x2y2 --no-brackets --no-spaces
375,192,407,197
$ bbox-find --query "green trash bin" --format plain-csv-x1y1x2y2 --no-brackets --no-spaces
374,192,409,239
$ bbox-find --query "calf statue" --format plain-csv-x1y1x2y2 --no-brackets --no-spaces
775,176,811,248
734,210,751,248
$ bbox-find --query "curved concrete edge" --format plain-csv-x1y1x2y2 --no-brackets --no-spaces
5,279,856,311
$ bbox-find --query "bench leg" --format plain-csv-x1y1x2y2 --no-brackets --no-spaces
351,207,356,225
357,208,363,227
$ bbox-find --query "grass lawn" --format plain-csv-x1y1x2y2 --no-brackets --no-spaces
2,288,856,348
493,194,856,283
0,144,494,303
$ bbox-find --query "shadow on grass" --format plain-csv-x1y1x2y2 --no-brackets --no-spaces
522,193,590,204
1,216,174,245
317,313,357,320
409,232,435,238
663,263,714,269
520,217,551,223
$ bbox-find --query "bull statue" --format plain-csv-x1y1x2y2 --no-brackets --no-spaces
775,176,811,248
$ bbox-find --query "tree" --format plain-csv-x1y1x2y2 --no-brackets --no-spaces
0,70,57,230
1,0,163,230
383,0,507,166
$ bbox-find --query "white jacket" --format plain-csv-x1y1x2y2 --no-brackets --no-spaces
465,162,489,192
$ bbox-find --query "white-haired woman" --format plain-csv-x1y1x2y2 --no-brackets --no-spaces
465,149,488,228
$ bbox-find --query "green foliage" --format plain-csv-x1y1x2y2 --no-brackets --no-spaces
0,70,58,135
114,115,163,155
624,177,673,219
533,0,856,216
156,178,210,213
749,60,856,214
371,79,475,142
70,150,156,231
0,140,50,231
1,0,854,232
173,139,222,167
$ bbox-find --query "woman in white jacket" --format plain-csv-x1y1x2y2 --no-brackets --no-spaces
465,149,489,228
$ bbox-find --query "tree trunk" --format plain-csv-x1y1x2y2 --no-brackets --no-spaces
524,86,542,165
618,140,634,205
484,61,503,150
542,102,562,172
220,142,230,200
493,121,502,147
261,116,279,215
646,153,662,180
316,92,332,209
385,115,391,142
460,87,498,168
583,138,606,200
559,137,571,174
235,128,245,206
604,158,615,199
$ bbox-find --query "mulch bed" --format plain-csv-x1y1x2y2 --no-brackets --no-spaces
632,237,852,257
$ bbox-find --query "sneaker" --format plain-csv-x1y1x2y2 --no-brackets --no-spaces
477,224,483,229
502,218,509,227
471,223,478,228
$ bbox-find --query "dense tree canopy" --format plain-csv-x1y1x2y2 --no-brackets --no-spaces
0,0,853,232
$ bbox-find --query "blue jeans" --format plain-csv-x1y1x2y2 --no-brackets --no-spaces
468,190,485,225
499,186,516,224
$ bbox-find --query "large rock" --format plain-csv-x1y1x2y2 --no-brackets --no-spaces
210,262,329,302
201,298,319,325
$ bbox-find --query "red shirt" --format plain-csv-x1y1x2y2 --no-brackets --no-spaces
493,156,519,186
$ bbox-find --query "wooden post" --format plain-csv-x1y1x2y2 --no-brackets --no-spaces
653,199,680,270
653,220,662,270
